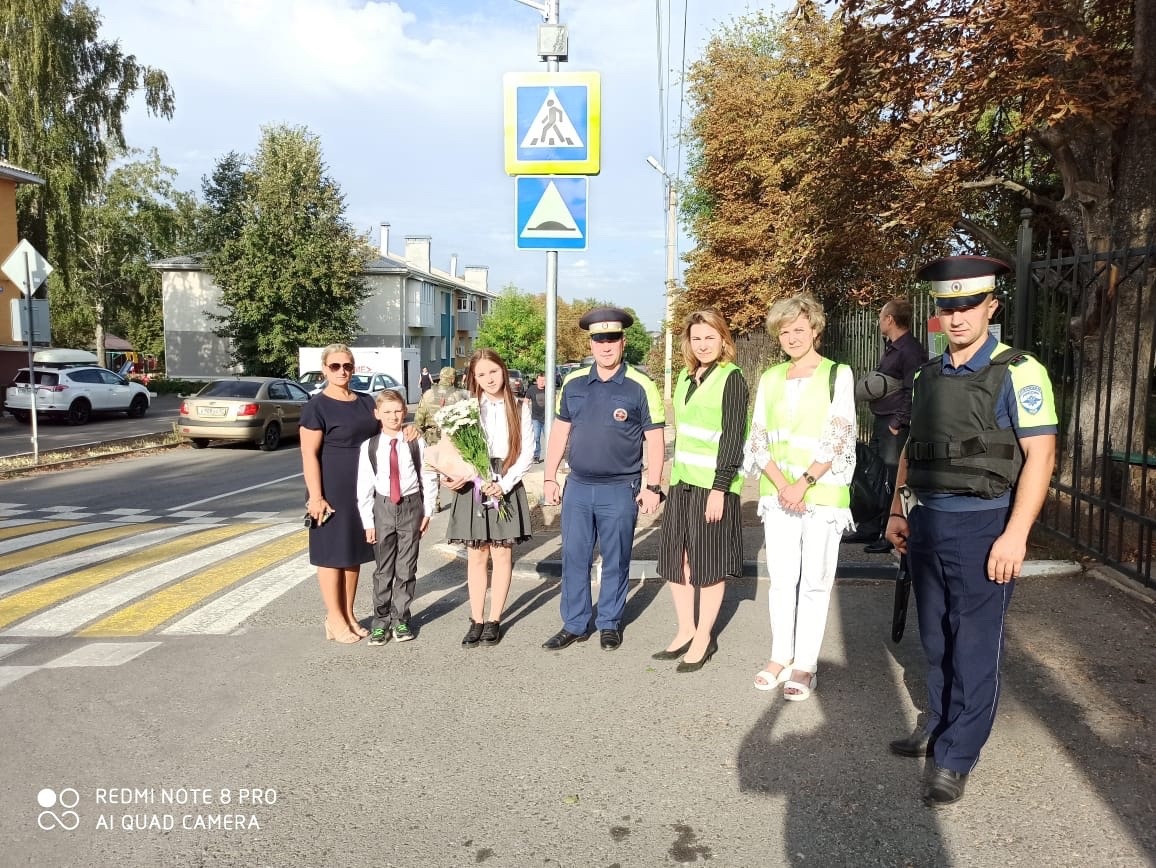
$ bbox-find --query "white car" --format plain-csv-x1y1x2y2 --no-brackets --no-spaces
6,365,151,425
304,371,407,403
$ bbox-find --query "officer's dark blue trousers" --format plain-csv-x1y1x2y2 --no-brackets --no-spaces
907,505,1014,775
559,478,640,633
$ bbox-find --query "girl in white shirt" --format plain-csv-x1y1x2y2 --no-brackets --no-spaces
446,349,535,648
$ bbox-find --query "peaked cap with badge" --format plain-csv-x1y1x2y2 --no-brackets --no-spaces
579,306,633,335
917,255,1011,310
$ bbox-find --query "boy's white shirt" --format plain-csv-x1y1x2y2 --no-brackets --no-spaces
355,430,439,529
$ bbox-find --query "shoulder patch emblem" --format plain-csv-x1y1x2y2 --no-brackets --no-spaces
612,407,628,422
1018,384,1044,415
1009,354,1030,366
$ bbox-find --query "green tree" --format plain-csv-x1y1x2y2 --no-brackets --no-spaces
207,125,372,376
65,149,198,355
197,151,248,254
0,0,174,291
476,286,546,373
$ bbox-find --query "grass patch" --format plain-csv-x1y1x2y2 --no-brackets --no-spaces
0,428,184,473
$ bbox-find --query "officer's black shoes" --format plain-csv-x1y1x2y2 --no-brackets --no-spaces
599,629,622,651
925,766,968,806
542,629,587,650
889,727,935,757
864,538,894,554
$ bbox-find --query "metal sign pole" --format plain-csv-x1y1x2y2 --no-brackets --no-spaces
23,250,39,464
542,0,560,450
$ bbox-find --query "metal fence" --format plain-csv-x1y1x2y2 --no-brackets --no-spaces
820,221,1156,589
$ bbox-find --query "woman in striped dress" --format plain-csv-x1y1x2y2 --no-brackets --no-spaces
654,310,748,672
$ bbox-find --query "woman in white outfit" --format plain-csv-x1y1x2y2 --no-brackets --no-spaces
745,294,856,700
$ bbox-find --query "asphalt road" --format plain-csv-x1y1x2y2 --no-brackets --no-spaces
0,395,183,457
0,445,1153,867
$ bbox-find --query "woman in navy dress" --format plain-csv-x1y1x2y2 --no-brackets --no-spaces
300,344,379,643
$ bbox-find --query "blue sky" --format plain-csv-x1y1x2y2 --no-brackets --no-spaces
96,0,776,330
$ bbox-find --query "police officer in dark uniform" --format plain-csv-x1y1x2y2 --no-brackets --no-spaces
541,307,666,651
886,255,1057,806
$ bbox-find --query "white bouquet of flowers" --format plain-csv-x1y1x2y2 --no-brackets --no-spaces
427,398,509,518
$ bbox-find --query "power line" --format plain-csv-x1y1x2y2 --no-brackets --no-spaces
655,0,666,163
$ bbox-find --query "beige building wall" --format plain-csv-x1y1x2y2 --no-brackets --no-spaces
0,178,21,349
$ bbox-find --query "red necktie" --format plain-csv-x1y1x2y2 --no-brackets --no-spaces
389,439,402,504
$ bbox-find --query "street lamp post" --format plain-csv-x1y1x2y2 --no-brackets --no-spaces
646,156,677,400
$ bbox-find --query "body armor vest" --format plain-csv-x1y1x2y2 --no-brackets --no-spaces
906,348,1024,498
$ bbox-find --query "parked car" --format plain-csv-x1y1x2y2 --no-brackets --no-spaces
507,369,526,398
349,372,407,403
6,364,150,425
178,377,311,451
300,371,407,403
298,370,326,391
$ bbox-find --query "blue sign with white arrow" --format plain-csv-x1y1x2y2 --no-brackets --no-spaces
515,177,588,251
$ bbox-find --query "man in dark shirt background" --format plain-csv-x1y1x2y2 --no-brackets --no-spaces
863,297,928,553
524,372,547,462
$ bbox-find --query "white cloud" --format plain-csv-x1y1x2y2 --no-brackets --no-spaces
97,0,780,329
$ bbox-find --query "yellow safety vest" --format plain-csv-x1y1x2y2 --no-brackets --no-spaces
671,363,744,494
756,358,850,508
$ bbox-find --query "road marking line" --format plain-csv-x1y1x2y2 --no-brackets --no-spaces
163,550,312,635
0,525,204,597
0,524,144,572
170,472,304,511
41,642,162,667
80,528,308,636
0,666,37,690
0,520,79,543
0,524,262,634
0,643,27,660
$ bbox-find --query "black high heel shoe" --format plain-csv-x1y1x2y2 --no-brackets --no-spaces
651,639,693,661
675,639,718,673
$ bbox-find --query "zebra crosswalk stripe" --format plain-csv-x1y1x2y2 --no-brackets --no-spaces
0,524,206,597
163,551,313,635
0,523,145,572
79,526,307,637
1,524,261,636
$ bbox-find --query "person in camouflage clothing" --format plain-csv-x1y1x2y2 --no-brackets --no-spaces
414,366,470,512
414,366,469,445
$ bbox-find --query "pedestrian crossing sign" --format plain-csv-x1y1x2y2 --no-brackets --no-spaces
515,176,588,250
504,72,601,175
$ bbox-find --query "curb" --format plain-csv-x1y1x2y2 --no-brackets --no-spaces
432,545,1083,584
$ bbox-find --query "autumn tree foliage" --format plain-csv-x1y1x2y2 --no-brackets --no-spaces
831,0,1156,456
685,1,1155,456
680,10,931,335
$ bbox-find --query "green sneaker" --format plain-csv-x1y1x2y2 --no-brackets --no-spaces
367,627,389,646
392,622,414,642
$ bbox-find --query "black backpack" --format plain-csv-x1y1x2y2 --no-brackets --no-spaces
367,433,422,477
828,364,891,527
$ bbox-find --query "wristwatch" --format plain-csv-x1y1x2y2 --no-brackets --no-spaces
646,483,663,494
802,472,817,486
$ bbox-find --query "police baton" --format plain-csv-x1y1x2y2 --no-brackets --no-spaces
891,553,911,643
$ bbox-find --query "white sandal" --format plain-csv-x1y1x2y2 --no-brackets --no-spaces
753,662,793,692
783,670,817,702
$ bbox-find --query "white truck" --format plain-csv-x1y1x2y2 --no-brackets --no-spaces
297,346,420,400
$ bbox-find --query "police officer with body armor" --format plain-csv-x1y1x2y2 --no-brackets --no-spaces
886,256,1057,807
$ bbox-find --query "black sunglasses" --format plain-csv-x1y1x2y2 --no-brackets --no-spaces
590,333,622,344
326,362,355,372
